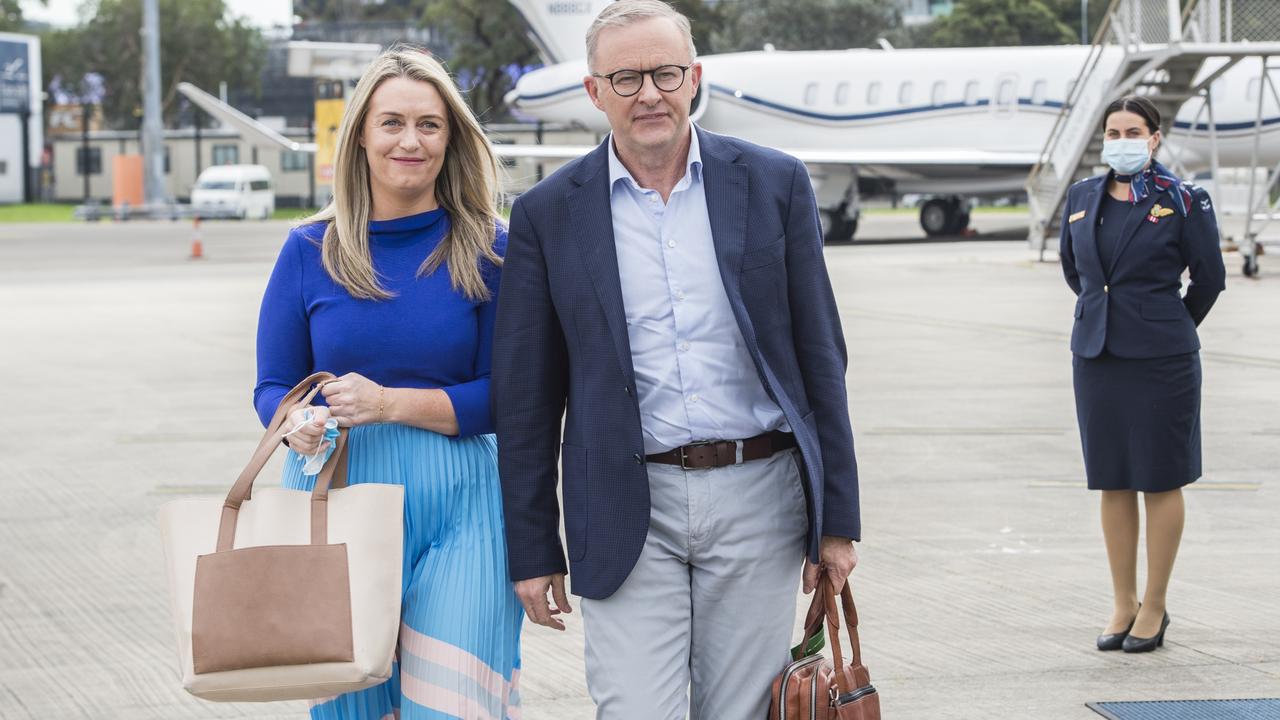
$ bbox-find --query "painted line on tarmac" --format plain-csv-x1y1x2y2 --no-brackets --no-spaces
116,431,262,444
843,307,1280,369
1028,479,1261,491
151,484,235,495
865,426,1068,436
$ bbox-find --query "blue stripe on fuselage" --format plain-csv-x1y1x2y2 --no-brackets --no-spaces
511,82,1280,132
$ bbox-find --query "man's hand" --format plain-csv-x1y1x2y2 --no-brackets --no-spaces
802,535,858,594
514,573,572,631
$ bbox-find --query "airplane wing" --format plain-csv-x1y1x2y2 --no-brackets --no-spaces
786,149,1040,166
492,144,1039,167
491,144,596,160
177,82,317,153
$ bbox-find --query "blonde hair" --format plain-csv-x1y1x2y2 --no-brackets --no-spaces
587,0,697,72
304,47,502,301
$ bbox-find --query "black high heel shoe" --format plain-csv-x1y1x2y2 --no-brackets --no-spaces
1096,606,1139,651
1122,612,1170,653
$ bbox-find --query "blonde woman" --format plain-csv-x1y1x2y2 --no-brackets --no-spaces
253,47,522,719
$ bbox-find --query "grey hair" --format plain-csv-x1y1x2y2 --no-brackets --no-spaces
586,0,698,71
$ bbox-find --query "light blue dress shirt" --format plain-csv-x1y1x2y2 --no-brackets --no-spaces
608,126,788,454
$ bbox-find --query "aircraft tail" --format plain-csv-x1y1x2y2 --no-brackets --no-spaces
509,0,613,64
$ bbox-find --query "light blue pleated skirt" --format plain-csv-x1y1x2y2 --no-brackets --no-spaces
282,423,524,720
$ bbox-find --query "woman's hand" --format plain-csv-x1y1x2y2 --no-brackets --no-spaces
321,372,385,427
284,404,331,456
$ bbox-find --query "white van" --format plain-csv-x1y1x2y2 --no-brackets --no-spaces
191,165,275,220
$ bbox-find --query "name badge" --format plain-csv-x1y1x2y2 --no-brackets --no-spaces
1069,210,1087,224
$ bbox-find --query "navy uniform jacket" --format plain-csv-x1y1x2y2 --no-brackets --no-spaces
491,127,860,600
1060,174,1226,358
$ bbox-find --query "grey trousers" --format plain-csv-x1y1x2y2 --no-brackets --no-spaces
580,449,809,720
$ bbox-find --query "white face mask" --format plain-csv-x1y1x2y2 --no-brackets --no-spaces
1101,138,1153,175
282,409,340,476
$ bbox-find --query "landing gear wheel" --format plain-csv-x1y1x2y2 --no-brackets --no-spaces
921,199,951,237
1243,255,1259,277
823,209,858,244
947,210,971,235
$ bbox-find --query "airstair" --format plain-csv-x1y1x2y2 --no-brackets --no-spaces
1026,0,1280,276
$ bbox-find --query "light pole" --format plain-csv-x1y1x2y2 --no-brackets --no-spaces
140,0,166,207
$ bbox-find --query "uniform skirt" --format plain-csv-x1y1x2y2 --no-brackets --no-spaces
283,423,524,720
1072,351,1202,492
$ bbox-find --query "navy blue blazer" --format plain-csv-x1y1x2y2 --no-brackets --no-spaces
1060,174,1226,359
492,127,861,600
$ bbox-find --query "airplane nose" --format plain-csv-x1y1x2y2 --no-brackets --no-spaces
504,87,521,109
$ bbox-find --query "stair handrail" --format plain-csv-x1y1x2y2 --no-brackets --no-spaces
1026,0,1204,248
1027,0,1126,197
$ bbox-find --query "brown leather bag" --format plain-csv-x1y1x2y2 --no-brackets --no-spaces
768,578,880,719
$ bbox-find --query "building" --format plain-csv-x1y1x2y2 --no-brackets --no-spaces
47,123,597,208
49,126,318,207
0,32,43,204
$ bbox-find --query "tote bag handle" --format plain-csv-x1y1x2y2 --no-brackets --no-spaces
216,372,350,552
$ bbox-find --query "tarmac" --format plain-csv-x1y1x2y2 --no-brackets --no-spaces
0,213,1277,719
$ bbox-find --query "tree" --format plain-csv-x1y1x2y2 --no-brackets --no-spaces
40,0,265,128
666,0,730,55
1,0,44,32
420,0,540,121
1046,0,1110,44
295,0,418,22
921,0,1077,47
714,0,901,52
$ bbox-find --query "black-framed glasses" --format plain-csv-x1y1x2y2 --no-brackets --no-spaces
592,64,691,97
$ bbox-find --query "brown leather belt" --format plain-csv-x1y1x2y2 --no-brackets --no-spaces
646,430,797,470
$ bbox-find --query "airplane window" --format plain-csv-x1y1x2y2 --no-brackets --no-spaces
805,82,819,106
964,80,979,105
899,81,914,105
1031,80,1047,104
931,80,946,106
835,82,850,105
867,82,881,105
998,79,1015,106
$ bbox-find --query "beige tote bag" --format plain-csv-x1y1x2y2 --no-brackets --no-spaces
159,372,404,702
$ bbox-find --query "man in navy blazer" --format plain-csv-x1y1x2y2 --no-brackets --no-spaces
492,2,860,716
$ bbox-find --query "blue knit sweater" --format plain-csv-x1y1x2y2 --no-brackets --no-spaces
253,208,505,437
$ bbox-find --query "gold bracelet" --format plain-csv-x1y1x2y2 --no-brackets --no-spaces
378,385,385,422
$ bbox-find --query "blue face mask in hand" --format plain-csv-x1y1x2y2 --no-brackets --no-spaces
1101,138,1153,175
283,408,341,476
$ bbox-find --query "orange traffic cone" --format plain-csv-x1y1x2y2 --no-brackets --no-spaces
190,216,204,260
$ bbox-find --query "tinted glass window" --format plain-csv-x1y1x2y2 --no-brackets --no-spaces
998,79,1015,105
212,144,239,166
1031,80,1047,104
77,147,103,175
281,151,309,172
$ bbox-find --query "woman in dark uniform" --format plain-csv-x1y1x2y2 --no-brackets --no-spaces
1060,95,1226,653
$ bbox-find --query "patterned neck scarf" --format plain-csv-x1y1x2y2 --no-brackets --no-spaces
1112,161,1191,217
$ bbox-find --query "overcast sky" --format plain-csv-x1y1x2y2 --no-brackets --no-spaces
20,0,295,29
